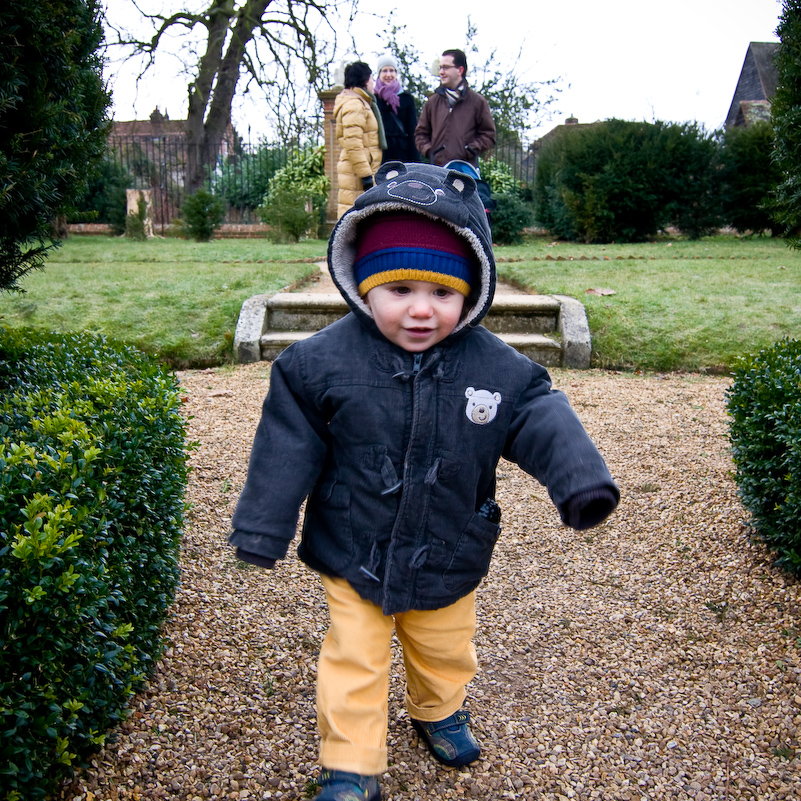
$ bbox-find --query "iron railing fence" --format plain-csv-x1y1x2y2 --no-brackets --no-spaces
105,134,535,229
485,137,538,186
107,136,301,228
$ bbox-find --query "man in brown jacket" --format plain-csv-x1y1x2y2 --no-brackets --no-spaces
414,49,496,168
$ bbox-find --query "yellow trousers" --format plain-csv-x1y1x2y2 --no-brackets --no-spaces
317,575,477,775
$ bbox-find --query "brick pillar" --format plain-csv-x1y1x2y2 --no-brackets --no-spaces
318,86,342,229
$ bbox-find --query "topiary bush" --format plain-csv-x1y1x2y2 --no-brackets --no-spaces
180,189,226,242
0,327,190,799
727,338,801,574
259,188,315,243
491,193,534,245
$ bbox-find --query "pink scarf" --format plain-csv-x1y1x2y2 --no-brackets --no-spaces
375,78,401,113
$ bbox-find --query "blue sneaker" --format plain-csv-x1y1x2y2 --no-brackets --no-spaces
317,770,381,801
411,709,481,767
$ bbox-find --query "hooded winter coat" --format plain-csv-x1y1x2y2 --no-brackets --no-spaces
333,87,382,218
230,162,619,615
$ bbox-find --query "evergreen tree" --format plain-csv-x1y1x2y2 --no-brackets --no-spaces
769,0,801,246
0,0,112,292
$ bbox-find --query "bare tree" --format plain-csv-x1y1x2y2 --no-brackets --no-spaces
108,0,353,191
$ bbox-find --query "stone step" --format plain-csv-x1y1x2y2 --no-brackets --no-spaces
261,292,563,335
234,292,592,368
259,331,564,366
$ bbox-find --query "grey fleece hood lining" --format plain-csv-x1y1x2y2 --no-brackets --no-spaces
329,202,493,335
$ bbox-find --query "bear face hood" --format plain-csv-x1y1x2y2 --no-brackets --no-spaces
327,161,496,341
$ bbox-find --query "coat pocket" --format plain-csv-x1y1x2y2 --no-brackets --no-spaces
304,479,354,572
441,513,502,595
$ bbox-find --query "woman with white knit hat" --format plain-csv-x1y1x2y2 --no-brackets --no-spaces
373,54,420,164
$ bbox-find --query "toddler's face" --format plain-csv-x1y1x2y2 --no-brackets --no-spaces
364,280,465,352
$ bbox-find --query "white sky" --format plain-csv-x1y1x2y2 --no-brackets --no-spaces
105,0,783,143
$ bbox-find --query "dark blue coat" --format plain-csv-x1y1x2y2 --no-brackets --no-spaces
231,163,619,614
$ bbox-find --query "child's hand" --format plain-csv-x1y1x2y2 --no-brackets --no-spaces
564,486,619,530
235,548,276,569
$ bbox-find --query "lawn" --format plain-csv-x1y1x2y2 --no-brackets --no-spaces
0,234,798,371
0,237,326,367
495,236,800,372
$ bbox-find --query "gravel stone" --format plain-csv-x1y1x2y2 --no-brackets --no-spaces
57,365,800,801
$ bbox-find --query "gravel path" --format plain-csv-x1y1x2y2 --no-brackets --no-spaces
60,365,800,801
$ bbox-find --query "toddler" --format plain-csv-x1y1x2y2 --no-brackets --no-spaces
230,162,619,801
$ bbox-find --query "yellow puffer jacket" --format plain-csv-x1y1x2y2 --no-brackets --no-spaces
334,87,382,218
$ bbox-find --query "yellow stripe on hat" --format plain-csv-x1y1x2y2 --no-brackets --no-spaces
358,269,472,297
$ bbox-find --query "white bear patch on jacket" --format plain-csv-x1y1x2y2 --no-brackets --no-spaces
464,387,502,425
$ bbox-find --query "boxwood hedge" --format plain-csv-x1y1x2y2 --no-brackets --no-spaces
0,327,190,799
727,338,801,574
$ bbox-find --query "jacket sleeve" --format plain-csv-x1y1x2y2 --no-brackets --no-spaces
414,99,433,158
467,95,497,157
339,100,374,179
229,345,328,560
400,96,421,161
503,363,619,529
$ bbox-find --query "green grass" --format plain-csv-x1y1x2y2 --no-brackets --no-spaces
496,235,801,372
1,234,799,371
0,237,326,367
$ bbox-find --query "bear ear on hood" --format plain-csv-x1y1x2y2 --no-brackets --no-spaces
375,161,408,185
443,169,476,201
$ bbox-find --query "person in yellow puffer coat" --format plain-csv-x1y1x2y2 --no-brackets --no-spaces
334,62,383,219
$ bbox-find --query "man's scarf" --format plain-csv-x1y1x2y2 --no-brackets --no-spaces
444,83,466,107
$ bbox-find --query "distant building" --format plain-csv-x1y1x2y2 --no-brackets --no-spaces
725,42,780,128
108,108,239,226
110,107,237,155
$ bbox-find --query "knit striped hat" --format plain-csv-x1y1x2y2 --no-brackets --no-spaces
354,212,476,297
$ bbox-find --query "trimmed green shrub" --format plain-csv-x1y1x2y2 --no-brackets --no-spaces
534,119,723,242
720,121,779,236
180,189,226,242
659,122,722,240
727,338,801,574
0,327,190,799
491,193,534,245
260,146,330,236
259,188,315,243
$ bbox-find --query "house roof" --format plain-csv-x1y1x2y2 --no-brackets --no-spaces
725,42,780,128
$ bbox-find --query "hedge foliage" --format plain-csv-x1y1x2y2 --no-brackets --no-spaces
180,189,226,242
534,119,725,243
719,121,780,236
259,145,330,236
0,327,190,799
727,338,801,574
769,0,801,246
0,0,111,292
